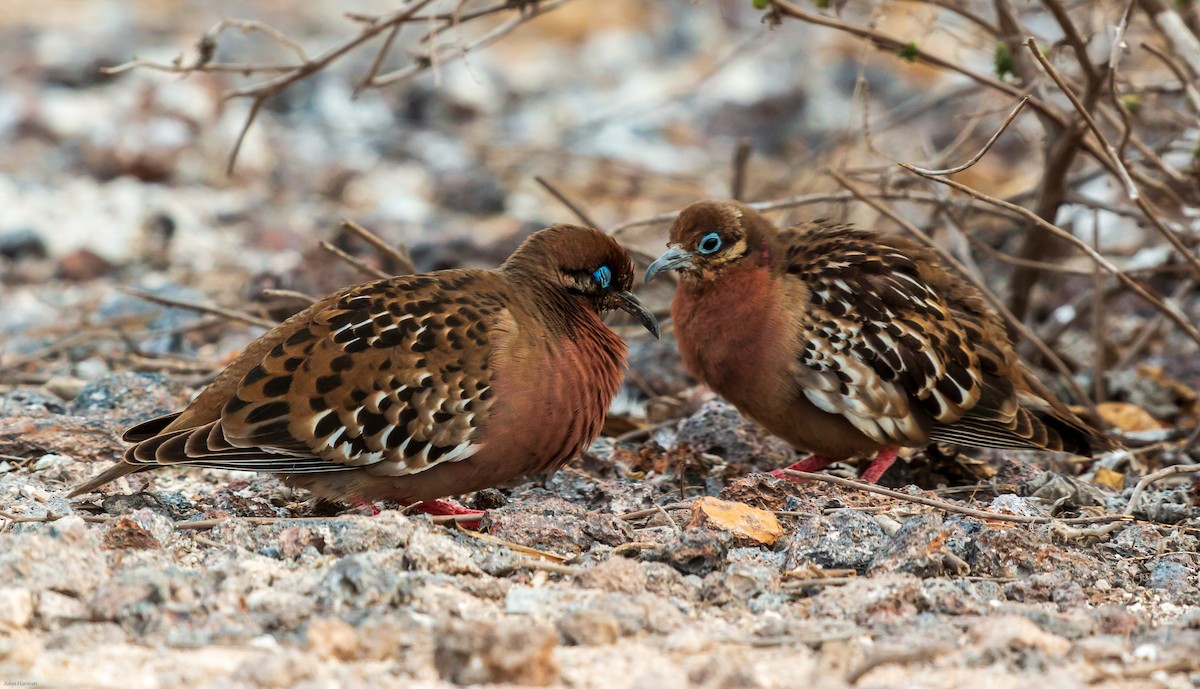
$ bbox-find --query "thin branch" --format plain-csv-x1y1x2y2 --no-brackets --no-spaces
906,96,1029,176
207,18,310,62
1123,465,1200,516
1140,0,1200,78
368,0,572,88
260,288,318,304
222,0,438,100
1024,38,1138,200
914,0,1000,36
766,0,1121,180
120,287,276,329
103,0,578,173
1143,42,1200,118
534,176,602,229
898,164,1200,348
102,60,298,75
731,138,753,201
780,470,1130,526
225,98,263,176
1092,216,1105,405
1038,0,1100,87
341,219,416,276
0,510,479,532
355,22,403,98
319,240,393,280
609,190,1029,235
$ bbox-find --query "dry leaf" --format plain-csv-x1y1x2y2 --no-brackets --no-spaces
688,496,783,547
1092,467,1126,492
1096,401,1166,433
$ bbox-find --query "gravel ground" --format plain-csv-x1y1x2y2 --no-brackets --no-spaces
3,1,1199,687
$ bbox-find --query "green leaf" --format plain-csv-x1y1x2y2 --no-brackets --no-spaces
994,43,1014,80
1121,94,1142,115
898,41,919,62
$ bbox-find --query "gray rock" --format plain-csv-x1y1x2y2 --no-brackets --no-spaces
785,509,887,573
0,388,67,415
69,371,189,427
674,400,795,470
434,617,558,685
1146,558,1197,595
643,528,730,576
557,607,621,646
871,513,971,577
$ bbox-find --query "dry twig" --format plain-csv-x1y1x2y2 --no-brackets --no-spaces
121,287,276,329
897,166,1200,348
319,240,393,281
102,0,574,173
905,96,1030,176
780,470,1129,526
1123,464,1200,516
341,219,417,276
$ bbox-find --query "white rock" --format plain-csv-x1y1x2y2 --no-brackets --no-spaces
36,589,88,624
0,588,35,628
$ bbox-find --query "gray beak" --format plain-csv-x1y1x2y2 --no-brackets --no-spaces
644,245,694,284
615,291,660,339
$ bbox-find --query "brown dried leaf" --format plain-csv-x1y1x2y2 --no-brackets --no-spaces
687,496,783,547
1096,401,1166,433
1092,467,1126,492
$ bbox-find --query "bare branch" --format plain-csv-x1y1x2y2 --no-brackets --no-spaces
906,96,1030,176
1024,38,1139,200
898,164,1200,348
102,0,576,173
1140,0,1200,79
319,240,393,281
120,288,276,329
1143,42,1200,118
781,470,1130,526
731,138,753,201
534,176,603,230
1123,464,1200,516
340,219,416,276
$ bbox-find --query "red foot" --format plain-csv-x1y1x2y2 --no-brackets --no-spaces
350,501,382,516
770,455,841,483
858,447,899,484
409,500,485,529
769,448,899,484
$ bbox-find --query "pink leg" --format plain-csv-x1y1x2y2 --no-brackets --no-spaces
770,455,842,483
858,447,899,484
408,500,485,529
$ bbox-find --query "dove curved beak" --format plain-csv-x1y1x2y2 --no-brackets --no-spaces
644,245,694,284
615,291,660,339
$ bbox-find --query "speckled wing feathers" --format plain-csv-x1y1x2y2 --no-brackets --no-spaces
780,222,1105,454
125,271,509,477
781,224,983,447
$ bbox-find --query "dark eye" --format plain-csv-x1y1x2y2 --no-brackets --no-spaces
592,265,612,288
697,232,722,254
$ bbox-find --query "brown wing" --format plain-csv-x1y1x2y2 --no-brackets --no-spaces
781,223,984,448
125,270,513,476
781,223,1112,455
909,246,1117,455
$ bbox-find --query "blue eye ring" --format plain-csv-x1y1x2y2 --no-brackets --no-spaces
697,232,722,254
593,265,612,289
